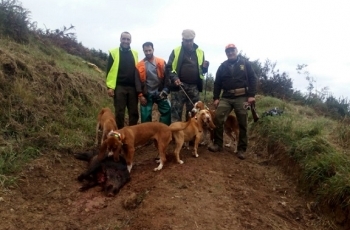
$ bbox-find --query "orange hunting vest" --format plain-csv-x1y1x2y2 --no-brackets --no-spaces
136,57,165,82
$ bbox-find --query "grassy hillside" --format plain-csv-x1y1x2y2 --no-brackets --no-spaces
1,36,350,226
250,96,350,225
0,37,111,185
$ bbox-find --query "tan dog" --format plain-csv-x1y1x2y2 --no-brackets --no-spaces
192,101,239,152
95,107,118,146
170,109,215,164
96,121,190,172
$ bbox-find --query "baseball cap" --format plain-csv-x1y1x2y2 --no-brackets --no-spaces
225,44,237,51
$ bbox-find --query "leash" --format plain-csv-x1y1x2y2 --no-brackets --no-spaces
179,84,195,107
179,83,210,111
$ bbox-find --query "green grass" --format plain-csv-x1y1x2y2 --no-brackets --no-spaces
2,36,350,223
252,95,350,212
0,146,42,170
0,37,111,186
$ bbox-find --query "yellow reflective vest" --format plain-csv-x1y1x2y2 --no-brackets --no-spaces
106,48,138,89
171,46,204,79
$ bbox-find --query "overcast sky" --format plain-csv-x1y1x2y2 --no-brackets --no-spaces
20,0,350,99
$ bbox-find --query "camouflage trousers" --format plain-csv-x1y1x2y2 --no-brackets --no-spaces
170,83,200,122
213,97,248,152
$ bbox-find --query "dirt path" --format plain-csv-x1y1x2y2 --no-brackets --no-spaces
0,141,334,230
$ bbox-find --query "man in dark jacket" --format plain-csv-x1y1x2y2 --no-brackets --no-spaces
167,29,209,122
105,31,139,129
208,44,257,160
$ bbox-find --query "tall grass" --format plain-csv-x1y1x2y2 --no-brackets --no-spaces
0,37,111,186
252,95,350,222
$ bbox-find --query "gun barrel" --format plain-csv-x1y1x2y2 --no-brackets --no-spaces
251,104,259,122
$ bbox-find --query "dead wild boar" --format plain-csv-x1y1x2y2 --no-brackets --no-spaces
75,150,130,196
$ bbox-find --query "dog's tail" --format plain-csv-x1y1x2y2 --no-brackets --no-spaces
169,112,192,132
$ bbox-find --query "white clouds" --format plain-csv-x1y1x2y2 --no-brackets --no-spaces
21,0,350,99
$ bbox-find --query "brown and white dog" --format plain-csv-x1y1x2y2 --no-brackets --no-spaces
95,107,118,146
170,109,215,164
96,121,190,172
192,101,239,152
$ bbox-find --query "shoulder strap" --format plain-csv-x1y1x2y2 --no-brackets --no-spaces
243,59,250,89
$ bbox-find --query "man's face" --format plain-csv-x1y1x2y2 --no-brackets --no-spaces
182,38,194,50
120,33,131,49
143,45,154,60
226,48,238,60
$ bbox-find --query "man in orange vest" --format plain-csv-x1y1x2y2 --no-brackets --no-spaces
136,42,171,125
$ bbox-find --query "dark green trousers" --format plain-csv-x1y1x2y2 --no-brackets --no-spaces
113,85,139,129
140,94,171,125
213,97,248,152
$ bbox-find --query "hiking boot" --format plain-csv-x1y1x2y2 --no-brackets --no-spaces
237,151,246,160
208,144,222,152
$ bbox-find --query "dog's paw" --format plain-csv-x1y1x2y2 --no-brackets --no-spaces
178,160,184,164
154,164,164,171
224,143,231,148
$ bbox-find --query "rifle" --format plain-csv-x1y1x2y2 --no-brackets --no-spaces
242,58,259,122
251,102,259,122
244,102,259,122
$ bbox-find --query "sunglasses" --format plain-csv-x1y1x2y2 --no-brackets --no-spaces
225,48,236,53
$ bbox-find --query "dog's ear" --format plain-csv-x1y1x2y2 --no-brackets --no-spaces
201,110,214,128
199,101,205,110
113,141,122,162
196,111,204,132
97,139,109,161
207,112,216,129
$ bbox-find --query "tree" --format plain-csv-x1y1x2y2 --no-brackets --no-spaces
204,73,214,92
0,0,31,42
296,64,314,97
259,59,294,99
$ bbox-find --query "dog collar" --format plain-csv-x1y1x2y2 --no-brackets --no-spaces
109,131,122,140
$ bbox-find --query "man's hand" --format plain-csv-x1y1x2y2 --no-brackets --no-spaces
139,96,147,106
203,60,209,68
247,97,255,104
107,88,114,97
213,99,220,108
174,79,181,86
